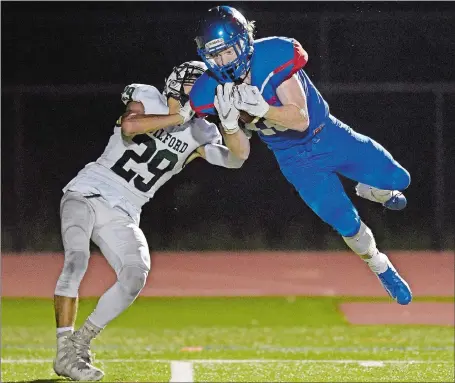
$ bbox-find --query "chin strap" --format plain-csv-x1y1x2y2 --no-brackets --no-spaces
235,66,251,85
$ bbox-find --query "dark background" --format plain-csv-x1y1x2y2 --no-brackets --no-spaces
2,1,454,252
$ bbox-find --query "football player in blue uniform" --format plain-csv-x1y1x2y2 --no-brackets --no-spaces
190,6,412,305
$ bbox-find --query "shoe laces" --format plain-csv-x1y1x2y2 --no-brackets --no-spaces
70,332,94,363
58,341,92,370
74,359,92,371
383,191,404,207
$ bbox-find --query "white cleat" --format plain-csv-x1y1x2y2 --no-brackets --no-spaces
70,330,95,364
53,332,104,381
355,183,407,211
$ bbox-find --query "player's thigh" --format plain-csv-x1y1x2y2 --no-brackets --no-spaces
292,170,361,237
92,210,151,275
60,191,95,251
335,126,410,190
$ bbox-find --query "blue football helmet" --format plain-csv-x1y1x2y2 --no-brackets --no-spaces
195,6,254,83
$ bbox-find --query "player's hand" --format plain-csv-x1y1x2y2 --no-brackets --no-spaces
214,83,240,135
178,100,195,124
233,84,270,118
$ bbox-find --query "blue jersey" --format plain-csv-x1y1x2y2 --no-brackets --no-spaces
190,36,330,151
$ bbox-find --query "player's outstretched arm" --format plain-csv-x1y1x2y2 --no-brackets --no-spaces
120,83,195,137
219,127,250,161
121,101,191,137
195,143,246,169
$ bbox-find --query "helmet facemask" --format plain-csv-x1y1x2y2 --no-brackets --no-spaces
196,33,252,84
195,6,254,84
163,61,207,106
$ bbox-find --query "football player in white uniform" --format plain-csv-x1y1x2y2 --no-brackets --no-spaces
53,61,250,381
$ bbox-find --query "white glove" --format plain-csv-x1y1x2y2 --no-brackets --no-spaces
233,84,270,118
178,100,195,124
214,83,240,134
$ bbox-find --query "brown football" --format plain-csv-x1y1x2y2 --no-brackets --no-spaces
239,111,256,124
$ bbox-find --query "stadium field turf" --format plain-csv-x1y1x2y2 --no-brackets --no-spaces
2,297,454,382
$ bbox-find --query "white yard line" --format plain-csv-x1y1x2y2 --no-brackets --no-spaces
1,358,452,365
169,361,194,383
358,361,385,367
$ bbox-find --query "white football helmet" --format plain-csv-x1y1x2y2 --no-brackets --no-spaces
163,61,207,106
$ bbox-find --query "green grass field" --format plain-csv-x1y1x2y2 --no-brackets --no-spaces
1,297,454,382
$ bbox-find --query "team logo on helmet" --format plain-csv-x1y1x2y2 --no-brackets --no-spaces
205,38,225,50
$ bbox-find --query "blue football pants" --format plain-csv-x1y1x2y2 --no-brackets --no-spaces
274,115,410,237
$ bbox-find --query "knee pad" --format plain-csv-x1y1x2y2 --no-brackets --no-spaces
61,196,94,249
117,266,148,297
56,194,94,297
343,221,377,258
55,249,90,297
62,225,91,252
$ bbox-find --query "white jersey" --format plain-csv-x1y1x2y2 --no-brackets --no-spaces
63,85,221,221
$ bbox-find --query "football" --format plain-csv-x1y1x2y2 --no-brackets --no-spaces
239,111,256,124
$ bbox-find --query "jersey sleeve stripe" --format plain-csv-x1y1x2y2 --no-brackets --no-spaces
259,43,309,94
283,42,308,81
273,58,294,75
191,99,214,117
259,60,293,94
259,71,275,93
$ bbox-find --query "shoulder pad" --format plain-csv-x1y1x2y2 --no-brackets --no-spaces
253,37,308,87
121,84,168,115
189,73,219,117
121,84,160,105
